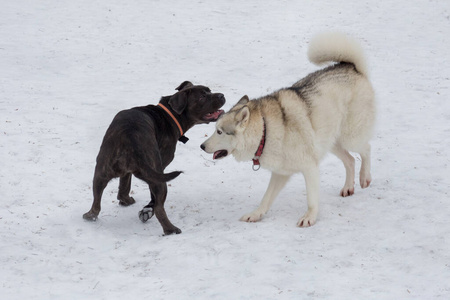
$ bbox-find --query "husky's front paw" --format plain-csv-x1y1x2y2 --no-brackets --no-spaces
360,172,372,189
297,210,318,227
240,210,264,222
340,186,354,197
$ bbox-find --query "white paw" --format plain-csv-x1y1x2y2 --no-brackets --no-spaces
360,173,372,189
240,210,264,222
340,185,355,197
297,210,318,227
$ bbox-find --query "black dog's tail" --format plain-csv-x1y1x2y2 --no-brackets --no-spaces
159,170,183,182
142,169,183,184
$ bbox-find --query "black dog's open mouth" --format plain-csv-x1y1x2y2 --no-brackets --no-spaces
213,150,228,160
203,110,224,122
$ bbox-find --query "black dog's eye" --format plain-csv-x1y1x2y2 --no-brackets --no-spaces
217,130,222,135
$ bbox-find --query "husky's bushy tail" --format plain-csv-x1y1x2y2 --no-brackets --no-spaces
307,32,369,77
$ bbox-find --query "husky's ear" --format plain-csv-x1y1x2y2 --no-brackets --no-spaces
237,95,249,106
168,91,188,114
175,81,194,91
235,106,250,129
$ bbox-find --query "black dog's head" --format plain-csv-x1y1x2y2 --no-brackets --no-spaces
167,81,225,125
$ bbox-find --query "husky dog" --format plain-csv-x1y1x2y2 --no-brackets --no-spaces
201,32,375,227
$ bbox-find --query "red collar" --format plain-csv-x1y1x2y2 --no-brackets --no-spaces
252,118,266,171
158,103,189,143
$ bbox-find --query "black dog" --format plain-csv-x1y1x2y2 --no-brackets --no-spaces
83,81,225,235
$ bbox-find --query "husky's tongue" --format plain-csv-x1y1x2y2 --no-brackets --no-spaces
204,110,224,122
213,150,228,160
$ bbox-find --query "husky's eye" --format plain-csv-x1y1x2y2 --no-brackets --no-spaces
217,129,222,135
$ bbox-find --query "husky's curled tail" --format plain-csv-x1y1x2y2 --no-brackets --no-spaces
307,32,369,78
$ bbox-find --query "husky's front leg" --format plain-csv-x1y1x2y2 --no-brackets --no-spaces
297,165,320,227
241,173,290,222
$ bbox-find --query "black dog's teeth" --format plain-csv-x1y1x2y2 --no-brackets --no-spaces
204,110,225,121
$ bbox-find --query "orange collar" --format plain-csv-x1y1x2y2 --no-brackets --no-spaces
157,103,184,136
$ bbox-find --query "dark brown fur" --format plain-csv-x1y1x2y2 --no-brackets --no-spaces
83,81,225,235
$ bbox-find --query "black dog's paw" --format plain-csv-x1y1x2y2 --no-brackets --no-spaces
163,227,182,236
118,196,135,206
138,206,154,223
83,211,98,221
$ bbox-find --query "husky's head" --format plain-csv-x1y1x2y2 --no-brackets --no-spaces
200,95,252,160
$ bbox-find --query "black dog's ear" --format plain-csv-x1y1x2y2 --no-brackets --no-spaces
168,91,188,114
175,81,194,91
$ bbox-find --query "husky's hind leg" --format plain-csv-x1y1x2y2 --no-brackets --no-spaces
332,143,356,197
358,143,372,188
241,173,290,222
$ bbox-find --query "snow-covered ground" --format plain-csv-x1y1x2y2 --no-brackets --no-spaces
1,0,449,299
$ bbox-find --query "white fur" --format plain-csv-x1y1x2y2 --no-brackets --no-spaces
308,31,369,77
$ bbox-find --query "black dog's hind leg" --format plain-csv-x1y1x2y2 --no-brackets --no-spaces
83,173,110,221
117,173,136,206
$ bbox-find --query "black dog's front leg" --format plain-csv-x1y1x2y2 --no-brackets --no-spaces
148,182,181,235
138,201,155,223
118,173,136,206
